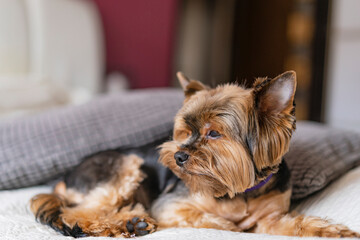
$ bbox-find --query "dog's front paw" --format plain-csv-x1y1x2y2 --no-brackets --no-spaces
125,217,157,237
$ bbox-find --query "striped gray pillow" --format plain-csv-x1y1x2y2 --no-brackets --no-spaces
0,89,183,190
286,121,360,200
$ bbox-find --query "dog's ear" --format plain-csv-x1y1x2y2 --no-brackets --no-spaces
250,71,297,171
177,72,207,98
253,71,296,115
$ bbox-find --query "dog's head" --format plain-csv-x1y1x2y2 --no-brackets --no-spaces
159,71,296,198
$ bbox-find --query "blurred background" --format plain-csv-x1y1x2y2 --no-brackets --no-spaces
0,0,359,132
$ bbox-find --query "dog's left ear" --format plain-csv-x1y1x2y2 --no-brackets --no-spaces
254,71,296,115
177,72,207,98
250,71,297,171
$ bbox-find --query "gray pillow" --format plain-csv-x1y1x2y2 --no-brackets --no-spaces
286,121,360,200
0,89,183,189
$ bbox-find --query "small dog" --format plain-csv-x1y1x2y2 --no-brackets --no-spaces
31,71,360,238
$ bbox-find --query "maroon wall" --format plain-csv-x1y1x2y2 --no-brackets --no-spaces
93,0,178,88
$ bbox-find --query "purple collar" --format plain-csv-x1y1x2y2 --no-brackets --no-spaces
244,174,273,193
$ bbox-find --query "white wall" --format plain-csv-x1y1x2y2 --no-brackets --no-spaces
0,0,28,74
325,0,360,132
0,0,104,120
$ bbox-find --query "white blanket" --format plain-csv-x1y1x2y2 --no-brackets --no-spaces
2,167,360,240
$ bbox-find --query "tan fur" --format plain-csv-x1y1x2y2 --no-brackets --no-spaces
30,193,67,231
255,213,360,238
238,189,291,230
152,194,240,231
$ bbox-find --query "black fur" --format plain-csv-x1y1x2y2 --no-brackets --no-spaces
65,151,124,194
182,115,201,151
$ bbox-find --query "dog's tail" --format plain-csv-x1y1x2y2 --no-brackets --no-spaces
29,182,85,237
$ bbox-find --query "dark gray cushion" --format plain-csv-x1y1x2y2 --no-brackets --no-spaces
286,121,360,200
0,89,183,189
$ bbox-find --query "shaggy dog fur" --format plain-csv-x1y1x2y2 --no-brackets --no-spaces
30,71,360,238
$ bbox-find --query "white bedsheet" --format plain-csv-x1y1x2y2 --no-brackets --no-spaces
2,167,360,240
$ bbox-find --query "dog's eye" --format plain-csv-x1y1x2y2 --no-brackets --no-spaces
206,130,221,139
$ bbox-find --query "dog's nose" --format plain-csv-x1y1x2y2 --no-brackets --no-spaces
174,151,189,166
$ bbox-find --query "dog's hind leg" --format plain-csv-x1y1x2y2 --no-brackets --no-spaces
31,154,157,237
60,202,156,237
254,212,360,238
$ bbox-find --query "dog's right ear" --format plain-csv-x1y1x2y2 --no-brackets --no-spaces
253,71,296,116
177,72,207,98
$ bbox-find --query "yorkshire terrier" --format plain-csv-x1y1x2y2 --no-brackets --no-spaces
30,71,360,238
